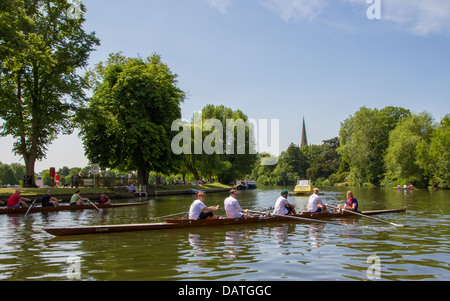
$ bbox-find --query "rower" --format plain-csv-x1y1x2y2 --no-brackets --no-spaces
7,190,31,208
307,188,327,213
41,190,62,207
70,190,88,206
97,192,111,205
273,190,296,215
224,189,249,219
189,191,219,220
337,190,358,212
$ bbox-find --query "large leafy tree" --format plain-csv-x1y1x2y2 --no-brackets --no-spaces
338,106,410,185
78,53,185,185
384,112,436,186
0,0,99,186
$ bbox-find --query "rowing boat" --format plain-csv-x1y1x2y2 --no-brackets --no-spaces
0,202,147,215
43,208,406,236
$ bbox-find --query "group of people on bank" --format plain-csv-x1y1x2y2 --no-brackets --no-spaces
188,188,359,220
4,189,111,208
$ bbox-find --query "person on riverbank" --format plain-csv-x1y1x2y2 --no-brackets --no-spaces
337,190,358,212
7,190,32,208
70,190,88,206
224,189,249,219
307,188,327,213
41,190,62,207
189,191,220,220
97,192,111,205
273,190,296,215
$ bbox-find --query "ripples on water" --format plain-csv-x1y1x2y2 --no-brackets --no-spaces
0,187,449,281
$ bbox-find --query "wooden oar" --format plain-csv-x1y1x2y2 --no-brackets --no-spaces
328,205,406,227
87,199,103,213
150,211,189,220
247,210,351,226
24,199,37,218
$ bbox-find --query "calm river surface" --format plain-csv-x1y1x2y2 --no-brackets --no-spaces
0,187,448,281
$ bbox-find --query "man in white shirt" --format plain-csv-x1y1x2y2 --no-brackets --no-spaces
273,190,296,215
307,188,327,213
224,190,248,218
189,191,219,220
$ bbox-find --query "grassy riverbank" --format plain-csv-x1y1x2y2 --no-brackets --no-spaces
0,183,232,198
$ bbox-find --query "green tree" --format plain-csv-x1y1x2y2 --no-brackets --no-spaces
0,0,100,186
385,112,435,186
78,53,185,185
178,105,257,183
271,143,309,185
0,163,16,185
416,114,449,188
338,106,410,185
307,137,341,181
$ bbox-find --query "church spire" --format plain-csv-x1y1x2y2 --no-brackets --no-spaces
300,117,308,148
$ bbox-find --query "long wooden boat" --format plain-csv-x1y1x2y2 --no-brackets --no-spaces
44,208,406,236
0,202,147,215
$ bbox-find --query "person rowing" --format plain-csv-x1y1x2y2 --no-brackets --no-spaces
224,189,249,218
273,190,296,215
97,192,111,205
41,190,62,207
189,191,220,220
70,190,88,206
337,190,358,212
307,188,327,213
7,190,32,208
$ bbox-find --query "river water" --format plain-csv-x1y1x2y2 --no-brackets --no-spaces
0,187,448,281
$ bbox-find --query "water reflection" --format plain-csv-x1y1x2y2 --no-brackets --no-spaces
0,188,449,280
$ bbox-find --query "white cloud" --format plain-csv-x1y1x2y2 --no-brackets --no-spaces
347,0,450,36
385,0,450,36
203,0,232,14
260,0,328,22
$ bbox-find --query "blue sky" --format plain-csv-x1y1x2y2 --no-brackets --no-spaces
1,0,450,172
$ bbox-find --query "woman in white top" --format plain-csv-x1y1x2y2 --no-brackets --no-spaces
224,190,248,218
307,188,327,213
189,191,220,220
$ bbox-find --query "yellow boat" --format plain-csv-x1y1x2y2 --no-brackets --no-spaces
294,178,313,195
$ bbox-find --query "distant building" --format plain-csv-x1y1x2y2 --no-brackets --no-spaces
300,117,308,148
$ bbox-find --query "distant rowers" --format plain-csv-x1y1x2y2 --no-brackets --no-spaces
7,190,31,208
69,190,88,206
189,191,220,220
337,190,358,212
41,190,62,207
97,192,111,205
273,190,296,215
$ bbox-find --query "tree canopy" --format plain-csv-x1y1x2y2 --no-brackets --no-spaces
0,0,99,186
78,53,186,184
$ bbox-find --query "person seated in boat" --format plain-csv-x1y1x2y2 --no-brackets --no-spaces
224,189,249,219
189,191,220,220
273,190,296,215
7,190,31,208
41,190,62,207
97,192,111,205
307,188,327,213
337,190,358,212
70,190,88,206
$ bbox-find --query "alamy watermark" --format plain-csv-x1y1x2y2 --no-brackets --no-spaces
366,254,382,280
66,256,81,280
67,0,82,20
367,0,381,20
171,112,280,166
